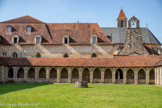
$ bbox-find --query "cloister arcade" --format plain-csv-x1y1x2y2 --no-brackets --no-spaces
3,66,155,84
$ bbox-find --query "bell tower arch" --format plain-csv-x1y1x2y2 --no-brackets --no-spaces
117,9,127,28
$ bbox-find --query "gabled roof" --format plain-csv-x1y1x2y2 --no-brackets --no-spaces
0,15,112,45
117,9,127,19
0,55,161,67
1,15,44,23
154,60,162,66
101,27,161,45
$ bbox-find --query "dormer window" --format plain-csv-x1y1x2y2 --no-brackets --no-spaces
91,34,97,44
63,35,69,44
35,35,42,44
7,26,12,33
26,26,32,33
12,35,19,44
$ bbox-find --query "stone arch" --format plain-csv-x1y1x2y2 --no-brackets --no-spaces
39,68,46,78
50,68,57,79
138,69,146,84
8,68,13,78
93,68,101,83
91,53,97,57
17,68,24,78
127,69,134,84
60,68,68,83
28,68,35,78
104,68,112,83
149,69,155,84
82,68,90,82
128,16,140,28
63,53,69,58
72,68,79,83
115,68,123,84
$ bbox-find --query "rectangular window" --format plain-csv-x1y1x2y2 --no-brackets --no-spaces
64,38,68,44
92,37,96,44
36,37,40,44
13,38,17,43
2,52,7,56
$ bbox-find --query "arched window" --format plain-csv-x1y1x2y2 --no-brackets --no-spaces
91,34,97,44
7,26,12,33
12,52,18,58
91,53,97,57
12,35,19,44
63,35,69,44
17,68,24,78
26,26,32,33
63,53,69,58
8,68,13,78
35,35,42,44
36,53,41,58
121,20,124,27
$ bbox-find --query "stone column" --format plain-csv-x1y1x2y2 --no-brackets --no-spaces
78,68,83,82
68,67,72,83
1,66,5,83
90,68,94,83
13,67,18,82
146,68,150,84
134,68,138,84
100,68,105,83
112,68,116,84
123,68,127,84
35,67,39,82
157,67,160,85
155,68,157,85
160,67,162,86
46,67,50,82
56,67,61,83
24,67,28,82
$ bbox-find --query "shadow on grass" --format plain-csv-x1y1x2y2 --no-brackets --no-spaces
0,83,51,95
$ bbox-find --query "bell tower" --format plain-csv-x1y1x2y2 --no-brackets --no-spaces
117,9,127,28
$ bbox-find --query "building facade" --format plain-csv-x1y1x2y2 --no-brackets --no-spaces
0,9,162,85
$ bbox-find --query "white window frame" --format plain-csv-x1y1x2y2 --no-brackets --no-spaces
12,35,19,44
62,35,69,44
91,34,97,44
26,26,32,33
35,35,42,44
7,26,12,33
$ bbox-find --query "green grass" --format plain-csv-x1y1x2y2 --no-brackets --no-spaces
0,84,162,108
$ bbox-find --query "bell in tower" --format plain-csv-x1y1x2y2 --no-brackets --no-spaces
117,9,127,28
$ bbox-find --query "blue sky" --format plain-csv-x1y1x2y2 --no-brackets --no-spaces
0,0,162,43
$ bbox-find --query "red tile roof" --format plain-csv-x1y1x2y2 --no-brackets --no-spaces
0,56,161,67
0,16,112,45
1,16,44,23
117,9,127,19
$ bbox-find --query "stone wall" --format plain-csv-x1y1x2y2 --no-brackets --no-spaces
155,66,162,86
0,44,113,58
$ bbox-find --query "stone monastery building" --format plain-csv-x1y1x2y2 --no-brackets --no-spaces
0,9,162,86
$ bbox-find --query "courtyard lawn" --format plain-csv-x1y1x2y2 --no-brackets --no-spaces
0,84,162,108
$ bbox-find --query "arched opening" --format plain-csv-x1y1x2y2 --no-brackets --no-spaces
28,68,35,78
39,68,46,78
127,69,134,84
72,68,79,83
121,20,124,27
50,68,57,79
93,68,101,83
149,69,155,84
36,53,41,58
8,68,13,78
82,68,90,82
12,52,18,58
17,68,24,78
61,68,68,83
115,69,123,84
138,69,146,84
104,69,112,83
63,53,69,58
91,53,97,57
